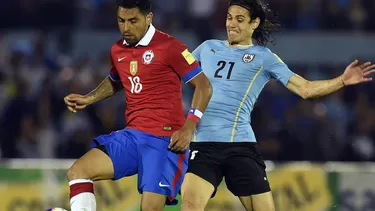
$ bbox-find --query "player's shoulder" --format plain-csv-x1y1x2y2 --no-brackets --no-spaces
153,30,184,46
254,46,286,65
251,46,279,61
110,39,124,52
251,45,272,54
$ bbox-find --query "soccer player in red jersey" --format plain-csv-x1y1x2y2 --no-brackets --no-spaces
63,0,212,210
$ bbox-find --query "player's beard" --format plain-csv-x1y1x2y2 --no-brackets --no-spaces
123,35,138,46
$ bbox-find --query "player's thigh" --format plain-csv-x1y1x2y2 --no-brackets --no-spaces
180,173,215,210
140,191,166,211
224,143,271,197
137,132,189,205
183,142,224,201
239,192,275,211
68,129,138,181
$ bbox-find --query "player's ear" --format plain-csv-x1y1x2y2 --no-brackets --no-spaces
145,12,153,25
250,17,260,30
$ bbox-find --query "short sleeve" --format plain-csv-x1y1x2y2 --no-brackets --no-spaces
168,39,202,83
263,50,295,86
192,41,207,62
109,54,120,81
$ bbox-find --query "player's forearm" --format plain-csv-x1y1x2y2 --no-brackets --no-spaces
304,76,344,99
185,82,213,129
86,76,123,104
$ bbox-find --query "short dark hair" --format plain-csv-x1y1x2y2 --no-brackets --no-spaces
116,0,152,14
229,0,280,46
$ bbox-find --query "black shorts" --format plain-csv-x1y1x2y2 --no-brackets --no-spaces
187,142,270,197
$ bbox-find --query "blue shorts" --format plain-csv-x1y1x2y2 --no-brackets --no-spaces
92,128,189,205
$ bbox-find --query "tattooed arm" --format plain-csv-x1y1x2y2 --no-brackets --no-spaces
64,76,123,113
86,76,123,104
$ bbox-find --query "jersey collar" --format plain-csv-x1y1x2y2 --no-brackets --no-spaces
225,40,254,49
123,24,156,47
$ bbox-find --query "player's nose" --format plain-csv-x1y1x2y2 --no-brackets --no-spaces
227,21,236,28
123,22,131,32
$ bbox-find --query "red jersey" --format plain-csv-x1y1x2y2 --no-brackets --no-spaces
109,25,202,136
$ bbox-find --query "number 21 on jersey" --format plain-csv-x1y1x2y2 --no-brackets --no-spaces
214,60,236,79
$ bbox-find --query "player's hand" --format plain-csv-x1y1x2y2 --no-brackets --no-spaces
63,93,92,113
169,124,195,152
342,60,375,86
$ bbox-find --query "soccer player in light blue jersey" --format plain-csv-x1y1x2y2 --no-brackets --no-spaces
180,0,375,210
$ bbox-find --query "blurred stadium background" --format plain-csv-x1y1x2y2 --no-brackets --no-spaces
0,0,375,210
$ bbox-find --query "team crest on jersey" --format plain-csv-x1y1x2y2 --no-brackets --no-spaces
242,53,255,63
130,61,138,75
142,50,154,64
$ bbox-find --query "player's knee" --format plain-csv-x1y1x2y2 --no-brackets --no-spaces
67,162,91,181
67,148,114,182
140,204,164,211
247,192,276,211
181,188,206,211
140,192,165,211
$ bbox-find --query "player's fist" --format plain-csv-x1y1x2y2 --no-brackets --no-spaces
342,60,375,86
169,126,194,152
63,93,91,113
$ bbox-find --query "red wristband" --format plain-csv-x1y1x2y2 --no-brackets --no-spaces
187,108,203,124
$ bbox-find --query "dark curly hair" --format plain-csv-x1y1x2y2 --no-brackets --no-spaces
116,0,152,14
229,0,280,46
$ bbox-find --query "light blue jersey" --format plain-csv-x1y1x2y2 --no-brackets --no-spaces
193,40,295,142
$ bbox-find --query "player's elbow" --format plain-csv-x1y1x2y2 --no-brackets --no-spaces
301,93,312,100
299,82,315,100
191,73,213,98
107,76,123,94
299,88,310,99
288,75,316,100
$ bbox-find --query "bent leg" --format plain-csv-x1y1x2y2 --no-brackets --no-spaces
67,147,114,182
239,192,275,211
67,148,114,211
180,173,215,211
181,143,224,211
68,130,138,211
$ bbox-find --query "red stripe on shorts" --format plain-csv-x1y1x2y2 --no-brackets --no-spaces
168,151,186,202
